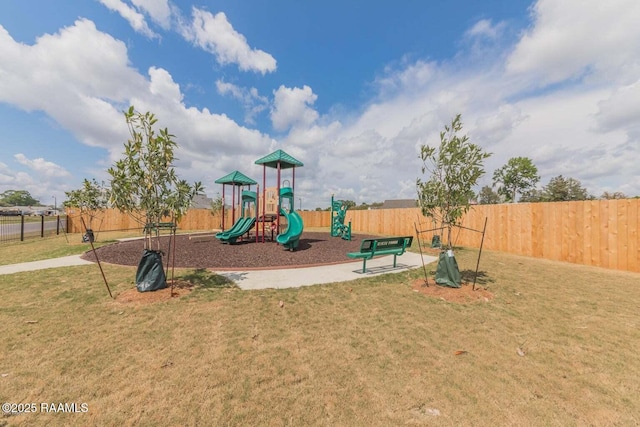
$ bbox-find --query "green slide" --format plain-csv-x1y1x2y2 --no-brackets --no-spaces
217,217,256,243
216,216,248,239
276,209,304,251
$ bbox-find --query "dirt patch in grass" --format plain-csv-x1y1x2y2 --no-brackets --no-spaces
411,278,494,303
114,280,194,304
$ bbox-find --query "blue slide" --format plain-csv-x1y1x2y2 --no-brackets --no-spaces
276,209,304,251
216,217,256,243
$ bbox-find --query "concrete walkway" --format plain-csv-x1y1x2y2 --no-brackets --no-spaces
0,255,93,275
221,252,434,290
0,252,437,290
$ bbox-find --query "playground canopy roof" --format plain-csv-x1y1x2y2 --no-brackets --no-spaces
254,149,303,169
214,170,257,185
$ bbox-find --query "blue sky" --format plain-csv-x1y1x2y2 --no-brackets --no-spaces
1,0,639,209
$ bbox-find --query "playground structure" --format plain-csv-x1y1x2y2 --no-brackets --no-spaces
213,149,305,250
255,149,304,251
215,190,257,244
214,170,257,232
276,186,304,251
330,195,352,241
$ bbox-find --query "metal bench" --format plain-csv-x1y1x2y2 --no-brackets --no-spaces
347,236,413,273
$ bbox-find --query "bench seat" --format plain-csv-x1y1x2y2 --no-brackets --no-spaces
347,236,413,273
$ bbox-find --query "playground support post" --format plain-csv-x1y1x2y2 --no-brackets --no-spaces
276,161,281,233
262,165,266,242
221,185,225,231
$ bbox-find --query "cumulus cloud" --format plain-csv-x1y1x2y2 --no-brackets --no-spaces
181,8,276,74
0,19,145,152
465,19,506,40
595,80,640,137
216,80,269,124
473,105,528,146
2,0,640,209
130,0,172,29
0,19,276,197
98,0,160,39
14,154,71,178
506,0,640,86
270,85,319,132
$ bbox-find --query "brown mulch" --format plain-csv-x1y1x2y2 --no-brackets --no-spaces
83,232,378,269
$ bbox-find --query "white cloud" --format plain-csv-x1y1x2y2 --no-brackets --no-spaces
2,0,640,210
0,19,276,196
595,79,640,137
131,0,172,29
473,105,529,147
507,0,640,86
14,154,71,178
216,80,268,124
0,158,73,206
465,19,505,40
270,85,320,132
0,19,145,152
181,8,276,74
98,0,159,39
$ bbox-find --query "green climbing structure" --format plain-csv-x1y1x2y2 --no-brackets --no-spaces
330,195,352,240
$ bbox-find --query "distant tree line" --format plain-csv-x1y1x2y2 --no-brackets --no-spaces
478,156,635,204
314,201,385,211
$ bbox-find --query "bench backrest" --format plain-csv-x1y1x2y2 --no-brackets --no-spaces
359,236,413,253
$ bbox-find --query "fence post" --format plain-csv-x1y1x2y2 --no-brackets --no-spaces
41,215,44,237
56,215,60,235
20,214,24,241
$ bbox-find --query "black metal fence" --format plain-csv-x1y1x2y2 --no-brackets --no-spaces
0,214,67,243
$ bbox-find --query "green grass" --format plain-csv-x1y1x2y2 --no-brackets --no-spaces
0,241,639,426
0,232,137,266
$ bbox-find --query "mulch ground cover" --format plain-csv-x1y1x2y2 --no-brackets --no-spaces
82,231,377,269
84,231,493,305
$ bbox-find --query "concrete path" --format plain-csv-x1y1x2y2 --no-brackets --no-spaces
0,252,437,290
0,255,93,275
219,252,435,290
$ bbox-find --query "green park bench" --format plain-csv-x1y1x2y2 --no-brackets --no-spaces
347,236,413,273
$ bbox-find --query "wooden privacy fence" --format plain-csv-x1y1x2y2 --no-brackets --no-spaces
67,199,639,273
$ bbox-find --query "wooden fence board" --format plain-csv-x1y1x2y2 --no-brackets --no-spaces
574,202,584,264
616,200,627,271
628,200,638,271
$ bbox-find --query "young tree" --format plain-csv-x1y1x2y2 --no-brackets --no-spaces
492,157,539,203
417,114,491,247
64,178,110,236
541,175,590,201
108,106,203,248
477,185,501,204
210,193,224,227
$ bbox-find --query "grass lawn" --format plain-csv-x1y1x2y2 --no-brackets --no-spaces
0,238,639,426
